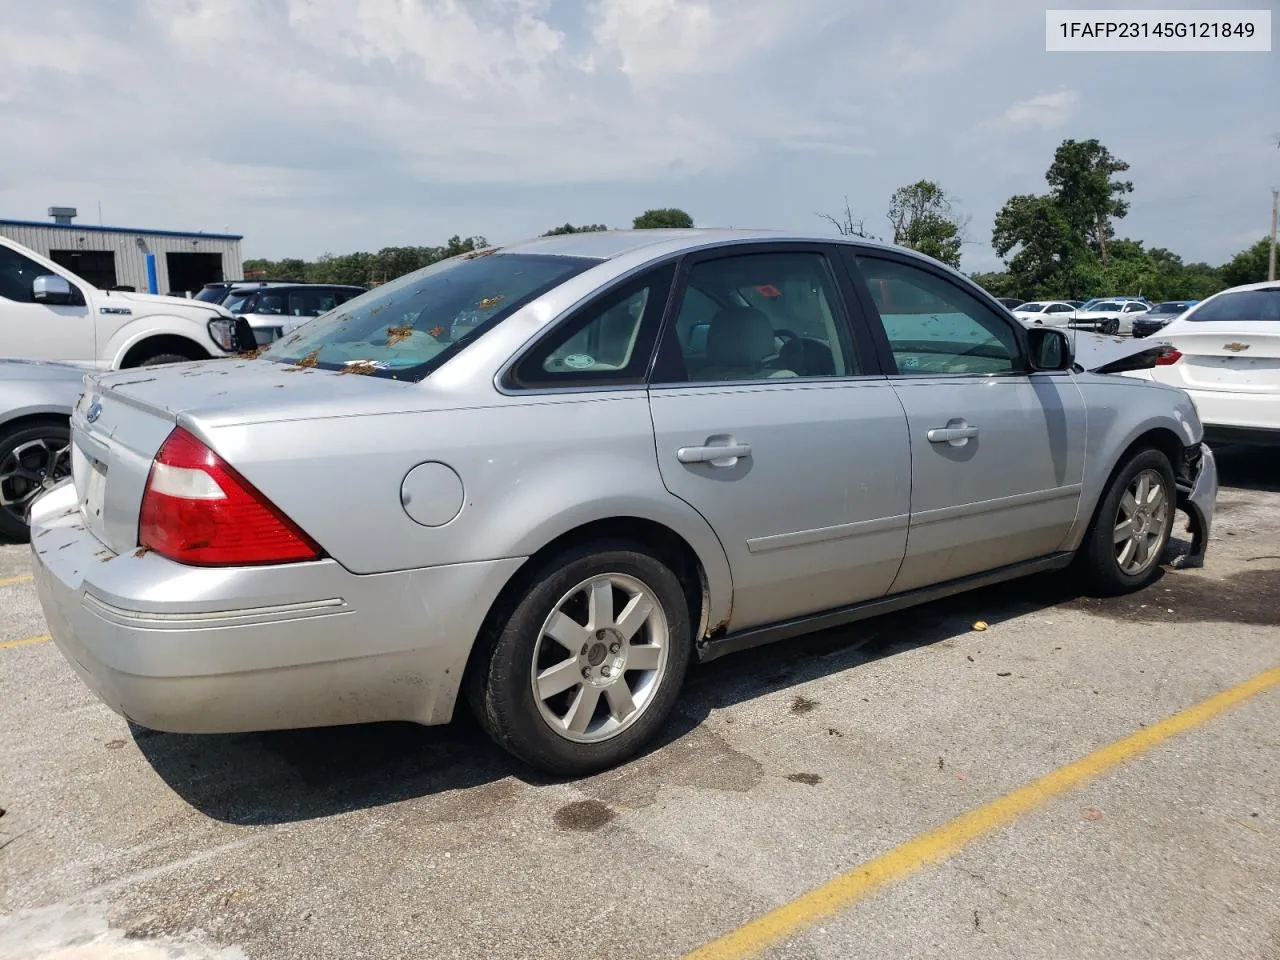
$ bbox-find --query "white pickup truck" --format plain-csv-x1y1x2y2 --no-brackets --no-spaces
0,235,254,368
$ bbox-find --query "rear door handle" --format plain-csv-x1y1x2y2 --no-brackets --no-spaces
677,442,752,466
927,424,979,445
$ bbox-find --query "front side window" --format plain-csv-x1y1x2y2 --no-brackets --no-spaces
510,264,675,388
0,246,54,303
655,251,858,383
854,255,1023,376
1123,302,1146,313
1187,289,1280,323
261,252,595,380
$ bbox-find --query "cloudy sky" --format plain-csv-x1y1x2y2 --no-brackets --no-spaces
1,0,1276,270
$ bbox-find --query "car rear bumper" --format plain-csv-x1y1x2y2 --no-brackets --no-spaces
29,481,525,733
1180,388,1280,441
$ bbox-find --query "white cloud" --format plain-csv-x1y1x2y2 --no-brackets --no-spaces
0,0,1267,271
1003,89,1081,129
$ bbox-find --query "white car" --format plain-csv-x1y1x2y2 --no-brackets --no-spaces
1072,299,1150,335
1128,281,1280,446
1010,301,1079,327
0,235,254,368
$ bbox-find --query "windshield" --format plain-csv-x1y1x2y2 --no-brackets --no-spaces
260,251,596,379
194,286,227,303
1187,289,1280,323
222,291,255,314
1087,301,1121,311
1149,301,1189,315
1018,302,1046,312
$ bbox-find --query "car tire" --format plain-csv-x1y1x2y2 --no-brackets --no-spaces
135,352,195,367
0,418,71,542
1105,319,1120,335
1075,448,1176,596
467,541,693,776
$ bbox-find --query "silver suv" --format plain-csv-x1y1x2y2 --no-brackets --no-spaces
213,282,367,344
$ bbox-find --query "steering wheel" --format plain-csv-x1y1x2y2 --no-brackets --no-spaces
773,328,799,344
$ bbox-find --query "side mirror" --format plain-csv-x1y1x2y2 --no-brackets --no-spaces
1028,326,1073,371
33,275,74,305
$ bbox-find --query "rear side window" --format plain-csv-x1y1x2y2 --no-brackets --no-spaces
654,250,860,383
261,252,595,380
1188,289,1280,323
509,263,675,388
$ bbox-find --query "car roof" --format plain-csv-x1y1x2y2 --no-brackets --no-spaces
498,227,928,263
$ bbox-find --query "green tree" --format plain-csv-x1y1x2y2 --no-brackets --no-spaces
992,194,1084,297
1045,138,1133,264
969,270,1020,299
633,208,694,229
1220,238,1273,287
887,180,965,268
543,223,608,236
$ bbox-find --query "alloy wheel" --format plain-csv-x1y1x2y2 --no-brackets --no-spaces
0,437,71,525
530,572,670,744
1113,468,1170,576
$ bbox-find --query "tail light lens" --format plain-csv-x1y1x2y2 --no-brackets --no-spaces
138,427,323,566
1155,348,1182,366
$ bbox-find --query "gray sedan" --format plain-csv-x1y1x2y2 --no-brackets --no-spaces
29,230,1217,774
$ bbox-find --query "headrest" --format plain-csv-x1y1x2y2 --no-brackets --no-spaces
706,307,776,368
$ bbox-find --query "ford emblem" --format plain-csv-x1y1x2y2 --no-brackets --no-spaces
86,399,103,423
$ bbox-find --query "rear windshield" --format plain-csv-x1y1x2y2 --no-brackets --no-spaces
1188,289,1280,323
260,251,596,380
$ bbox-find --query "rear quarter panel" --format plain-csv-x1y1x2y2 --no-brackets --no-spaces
1060,373,1202,550
195,392,734,632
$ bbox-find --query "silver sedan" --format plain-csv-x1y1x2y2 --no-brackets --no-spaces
29,230,1218,774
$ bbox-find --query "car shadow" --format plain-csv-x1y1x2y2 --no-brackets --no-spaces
134,559,1119,827
1213,444,1280,493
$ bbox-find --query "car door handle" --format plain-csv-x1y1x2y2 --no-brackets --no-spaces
927,425,979,444
677,442,752,465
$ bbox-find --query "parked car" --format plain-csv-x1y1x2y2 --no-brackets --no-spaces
0,236,255,367
1131,300,1198,339
1127,281,1279,445
30,230,1217,775
219,283,368,344
995,297,1024,309
0,359,83,539
1010,301,1079,327
1072,299,1151,335
1064,300,1084,309
194,280,296,304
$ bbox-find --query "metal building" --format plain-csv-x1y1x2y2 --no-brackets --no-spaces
0,207,243,297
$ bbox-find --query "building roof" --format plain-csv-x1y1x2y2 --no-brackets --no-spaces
0,218,243,241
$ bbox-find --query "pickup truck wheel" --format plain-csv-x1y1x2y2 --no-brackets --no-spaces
0,420,71,541
135,352,194,367
1076,449,1175,596
468,541,692,776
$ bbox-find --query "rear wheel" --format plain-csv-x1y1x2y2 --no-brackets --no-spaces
133,352,195,367
1076,449,1175,595
468,542,692,776
0,419,71,541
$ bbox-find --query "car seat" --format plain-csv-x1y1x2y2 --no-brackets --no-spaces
695,306,796,380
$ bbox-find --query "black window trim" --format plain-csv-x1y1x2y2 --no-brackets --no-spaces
500,260,678,393
649,240,883,389
837,244,1052,380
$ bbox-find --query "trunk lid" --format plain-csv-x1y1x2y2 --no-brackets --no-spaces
1158,326,1280,393
69,359,440,554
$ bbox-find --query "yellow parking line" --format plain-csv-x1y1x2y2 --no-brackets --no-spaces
685,664,1280,960
0,634,50,650
0,574,33,587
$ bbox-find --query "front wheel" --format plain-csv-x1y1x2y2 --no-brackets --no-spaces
468,542,693,776
1076,449,1176,595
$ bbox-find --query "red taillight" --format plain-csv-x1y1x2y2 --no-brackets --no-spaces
138,427,323,566
1155,348,1182,366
